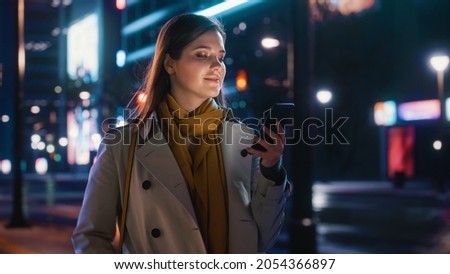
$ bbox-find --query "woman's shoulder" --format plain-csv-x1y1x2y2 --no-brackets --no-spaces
102,122,140,146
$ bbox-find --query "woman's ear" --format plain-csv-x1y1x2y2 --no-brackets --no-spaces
164,54,175,74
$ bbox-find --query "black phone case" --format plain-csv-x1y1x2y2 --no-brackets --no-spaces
252,103,295,152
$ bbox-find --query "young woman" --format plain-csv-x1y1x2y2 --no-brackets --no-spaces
72,13,290,254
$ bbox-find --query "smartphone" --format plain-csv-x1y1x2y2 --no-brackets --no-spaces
252,103,295,152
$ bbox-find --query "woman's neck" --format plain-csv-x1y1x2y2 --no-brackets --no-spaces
168,92,209,112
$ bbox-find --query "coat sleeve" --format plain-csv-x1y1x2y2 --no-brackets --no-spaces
250,157,291,252
71,136,124,253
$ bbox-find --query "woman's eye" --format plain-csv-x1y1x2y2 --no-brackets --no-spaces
196,53,208,59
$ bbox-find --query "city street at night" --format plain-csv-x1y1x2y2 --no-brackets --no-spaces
2,0,450,265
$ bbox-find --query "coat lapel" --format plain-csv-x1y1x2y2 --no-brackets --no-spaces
134,119,198,223
221,121,254,209
221,120,258,253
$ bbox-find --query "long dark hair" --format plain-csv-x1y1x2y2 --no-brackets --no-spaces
129,13,226,124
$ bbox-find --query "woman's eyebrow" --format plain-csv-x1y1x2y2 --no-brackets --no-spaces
193,45,226,54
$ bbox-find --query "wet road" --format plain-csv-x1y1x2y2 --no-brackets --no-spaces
274,180,450,253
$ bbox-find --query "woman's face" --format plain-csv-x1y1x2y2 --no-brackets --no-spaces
165,30,226,111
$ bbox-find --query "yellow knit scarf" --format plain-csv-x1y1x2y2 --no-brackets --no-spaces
157,94,229,253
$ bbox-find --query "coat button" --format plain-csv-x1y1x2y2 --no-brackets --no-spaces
240,149,248,157
142,180,152,190
151,228,161,238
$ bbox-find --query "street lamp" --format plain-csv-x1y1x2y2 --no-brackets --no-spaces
316,89,332,104
260,36,294,99
429,54,449,193
429,55,449,107
261,37,280,49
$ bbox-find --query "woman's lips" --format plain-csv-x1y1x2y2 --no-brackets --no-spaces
204,76,221,84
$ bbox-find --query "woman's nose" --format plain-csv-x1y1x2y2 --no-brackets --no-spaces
210,57,222,69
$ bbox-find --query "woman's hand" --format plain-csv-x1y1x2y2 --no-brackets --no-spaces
246,123,285,167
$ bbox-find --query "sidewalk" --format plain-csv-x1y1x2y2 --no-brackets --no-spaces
0,173,85,254
0,220,75,254
0,204,80,254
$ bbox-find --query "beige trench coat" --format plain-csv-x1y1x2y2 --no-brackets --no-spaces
72,115,290,253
